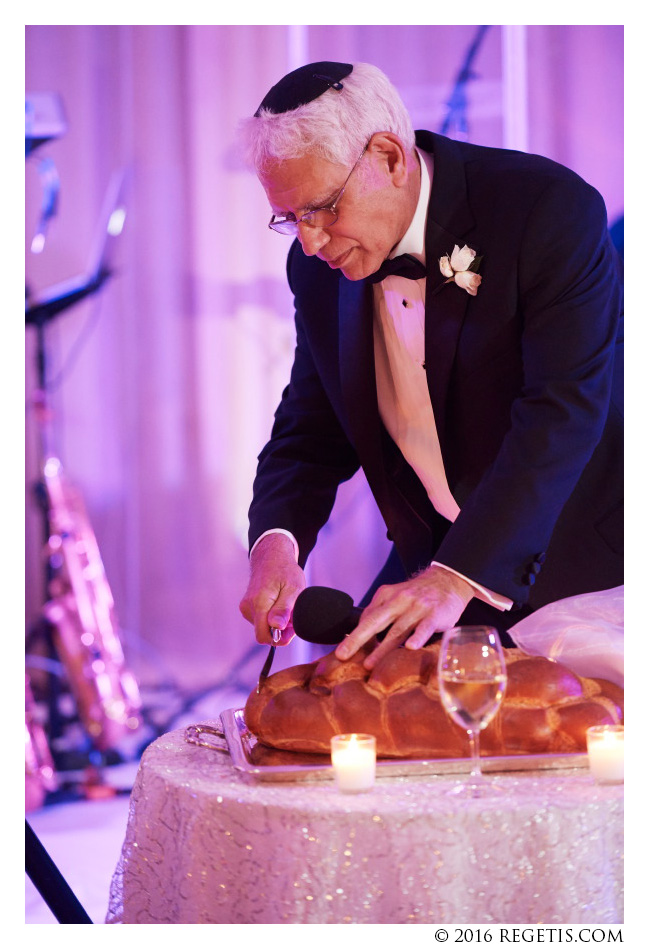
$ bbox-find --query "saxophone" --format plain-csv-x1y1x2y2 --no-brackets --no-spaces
41,455,142,753
25,673,58,811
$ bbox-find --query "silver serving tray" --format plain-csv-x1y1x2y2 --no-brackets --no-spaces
185,709,589,784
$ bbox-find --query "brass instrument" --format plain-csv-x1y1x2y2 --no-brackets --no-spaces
25,673,58,812
41,454,142,753
26,136,137,775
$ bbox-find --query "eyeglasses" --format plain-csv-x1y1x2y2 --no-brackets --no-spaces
268,142,369,235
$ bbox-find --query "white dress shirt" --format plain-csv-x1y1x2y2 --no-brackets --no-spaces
253,148,511,611
373,149,459,523
371,149,510,610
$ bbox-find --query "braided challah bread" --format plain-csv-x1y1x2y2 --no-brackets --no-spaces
244,641,623,759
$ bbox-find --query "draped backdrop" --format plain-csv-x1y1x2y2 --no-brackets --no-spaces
25,25,623,689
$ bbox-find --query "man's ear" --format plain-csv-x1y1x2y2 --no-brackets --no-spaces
367,132,410,187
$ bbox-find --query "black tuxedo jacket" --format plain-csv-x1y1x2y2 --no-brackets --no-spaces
249,131,623,614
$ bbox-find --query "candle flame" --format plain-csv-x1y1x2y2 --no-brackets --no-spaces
601,729,623,745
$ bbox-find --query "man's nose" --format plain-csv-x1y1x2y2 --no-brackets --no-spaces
297,223,330,256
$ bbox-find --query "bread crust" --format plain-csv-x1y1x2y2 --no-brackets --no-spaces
244,643,624,759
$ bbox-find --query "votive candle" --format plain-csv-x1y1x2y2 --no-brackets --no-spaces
330,733,376,793
586,725,624,784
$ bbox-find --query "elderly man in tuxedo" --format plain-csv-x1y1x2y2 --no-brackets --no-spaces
237,61,623,670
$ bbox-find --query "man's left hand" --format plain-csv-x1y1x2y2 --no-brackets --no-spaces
334,565,474,669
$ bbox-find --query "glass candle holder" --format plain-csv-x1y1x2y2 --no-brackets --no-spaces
586,725,624,784
330,733,376,793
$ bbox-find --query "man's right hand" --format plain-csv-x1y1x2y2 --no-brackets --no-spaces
239,533,306,645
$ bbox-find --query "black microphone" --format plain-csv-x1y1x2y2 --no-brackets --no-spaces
292,585,388,645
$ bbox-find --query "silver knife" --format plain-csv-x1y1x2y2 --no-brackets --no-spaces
257,627,282,692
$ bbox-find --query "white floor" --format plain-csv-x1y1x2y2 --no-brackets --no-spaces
25,773,135,924
25,684,251,925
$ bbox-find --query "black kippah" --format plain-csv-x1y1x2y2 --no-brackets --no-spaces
254,61,353,116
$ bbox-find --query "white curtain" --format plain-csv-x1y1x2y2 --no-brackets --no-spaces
25,25,623,689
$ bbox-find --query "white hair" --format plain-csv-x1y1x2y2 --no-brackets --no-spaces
238,62,416,174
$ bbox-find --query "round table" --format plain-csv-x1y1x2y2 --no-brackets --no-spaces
106,725,623,924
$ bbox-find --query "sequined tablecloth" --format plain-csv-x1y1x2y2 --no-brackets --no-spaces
106,725,623,924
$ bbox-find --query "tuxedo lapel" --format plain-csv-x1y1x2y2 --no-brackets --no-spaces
424,218,472,455
338,277,384,468
335,133,479,540
420,132,477,456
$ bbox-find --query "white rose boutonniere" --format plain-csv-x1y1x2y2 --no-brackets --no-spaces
439,244,483,296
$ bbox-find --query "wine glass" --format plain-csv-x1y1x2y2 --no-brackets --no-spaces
438,625,507,797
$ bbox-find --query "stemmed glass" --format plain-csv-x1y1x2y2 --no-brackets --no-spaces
438,625,507,797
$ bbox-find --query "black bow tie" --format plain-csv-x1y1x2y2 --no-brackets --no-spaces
368,253,427,284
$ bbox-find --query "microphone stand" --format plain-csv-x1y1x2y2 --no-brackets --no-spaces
25,264,114,776
439,24,491,141
25,820,92,923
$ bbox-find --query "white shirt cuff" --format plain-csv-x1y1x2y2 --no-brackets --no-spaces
250,529,300,562
431,561,513,611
